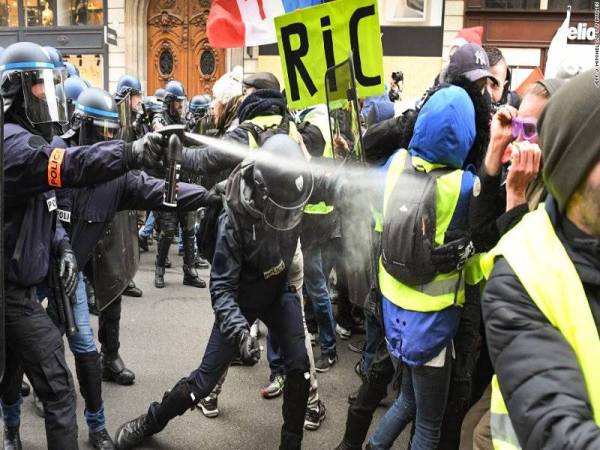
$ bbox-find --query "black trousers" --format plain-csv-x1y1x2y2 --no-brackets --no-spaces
0,285,78,450
98,295,122,357
155,210,196,268
147,291,310,449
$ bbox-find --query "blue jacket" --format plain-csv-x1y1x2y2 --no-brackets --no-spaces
381,86,477,366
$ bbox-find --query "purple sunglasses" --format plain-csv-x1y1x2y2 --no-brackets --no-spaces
511,117,538,141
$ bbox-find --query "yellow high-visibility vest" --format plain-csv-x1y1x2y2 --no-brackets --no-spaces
378,149,482,312
481,207,600,449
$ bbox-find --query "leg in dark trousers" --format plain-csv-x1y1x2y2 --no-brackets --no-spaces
99,297,135,385
438,284,483,450
179,211,205,288
154,211,178,288
1,290,78,450
336,335,396,450
260,291,311,450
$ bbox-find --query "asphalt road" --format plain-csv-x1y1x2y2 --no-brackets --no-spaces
18,247,409,449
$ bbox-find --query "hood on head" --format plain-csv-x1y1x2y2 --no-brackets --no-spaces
408,85,475,169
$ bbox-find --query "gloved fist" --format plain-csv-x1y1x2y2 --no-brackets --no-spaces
237,330,261,366
431,232,475,274
126,132,166,171
58,241,78,299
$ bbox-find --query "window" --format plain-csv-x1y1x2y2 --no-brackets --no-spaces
63,54,104,87
0,0,19,26
547,0,594,11
482,0,539,9
23,0,104,27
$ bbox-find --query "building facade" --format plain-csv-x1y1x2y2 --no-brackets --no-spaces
0,0,452,99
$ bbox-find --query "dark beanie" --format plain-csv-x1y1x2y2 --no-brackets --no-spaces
539,69,600,213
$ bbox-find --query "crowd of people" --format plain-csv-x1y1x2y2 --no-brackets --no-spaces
1,22,599,450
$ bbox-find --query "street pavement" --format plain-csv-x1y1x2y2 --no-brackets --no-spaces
18,246,409,449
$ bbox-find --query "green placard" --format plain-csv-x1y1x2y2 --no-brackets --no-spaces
275,0,384,110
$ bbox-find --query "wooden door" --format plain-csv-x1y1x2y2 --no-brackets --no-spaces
147,0,226,97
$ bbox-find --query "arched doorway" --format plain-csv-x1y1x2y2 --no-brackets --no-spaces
147,0,225,97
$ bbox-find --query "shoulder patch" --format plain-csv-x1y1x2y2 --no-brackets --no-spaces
27,134,47,148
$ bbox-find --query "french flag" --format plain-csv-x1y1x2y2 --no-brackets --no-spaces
207,0,322,48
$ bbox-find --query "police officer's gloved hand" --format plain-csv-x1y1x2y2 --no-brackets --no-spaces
237,330,261,366
431,231,475,274
58,240,78,300
126,132,166,171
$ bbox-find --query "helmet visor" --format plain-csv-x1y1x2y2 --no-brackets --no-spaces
116,94,134,142
21,68,68,124
79,118,120,145
262,178,314,231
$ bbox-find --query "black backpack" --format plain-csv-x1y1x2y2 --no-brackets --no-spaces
237,115,291,147
381,153,451,286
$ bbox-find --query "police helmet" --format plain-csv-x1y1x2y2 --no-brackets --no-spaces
65,61,79,77
115,74,142,100
189,94,211,116
64,76,89,119
43,46,65,70
73,87,120,145
154,87,166,100
239,134,314,231
0,42,68,124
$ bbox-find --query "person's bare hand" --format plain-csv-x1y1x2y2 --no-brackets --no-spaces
484,105,518,176
333,133,350,159
506,141,542,210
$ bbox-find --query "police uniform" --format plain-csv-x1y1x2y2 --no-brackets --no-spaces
0,122,136,449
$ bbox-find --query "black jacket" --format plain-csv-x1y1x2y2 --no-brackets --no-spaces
483,197,600,450
210,166,299,344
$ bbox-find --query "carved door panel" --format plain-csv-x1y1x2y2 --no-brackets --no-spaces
147,0,225,96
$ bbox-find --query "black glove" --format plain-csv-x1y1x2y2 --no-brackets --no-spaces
125,132,166,171
237,330,261,366
57,240,78,299
431,232,475,274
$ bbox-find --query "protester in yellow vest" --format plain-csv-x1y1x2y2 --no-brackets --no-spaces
482,69,600,449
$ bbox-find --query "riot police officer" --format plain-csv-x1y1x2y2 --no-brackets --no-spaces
0,41,165,450
152,80,205,289
115,135,314,450
186,94,212,134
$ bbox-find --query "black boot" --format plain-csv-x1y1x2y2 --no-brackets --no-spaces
102,354,135,385
280,371,310,450
114,414,154,450
3,424,22,450
138,235,149,252
115,379,197,449
154,265,165,288
100,301,135,385
89,428,115,450
154,233,171,288
183,264,206,288
182,223,206,288
123,281,143,297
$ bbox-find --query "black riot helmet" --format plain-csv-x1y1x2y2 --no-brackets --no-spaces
72,87,120,145
0,42,68,124
239,134,314,231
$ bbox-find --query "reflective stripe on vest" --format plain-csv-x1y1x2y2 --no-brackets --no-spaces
302,108,334,215
481,207,600,450
244,115,301,150
378,149,467,312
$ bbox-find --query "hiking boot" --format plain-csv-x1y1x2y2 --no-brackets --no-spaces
197,395,219,418
89,428,115,450
3,424,22,450
304,399,326,431
260,374,285,399
20,381,30,397
315,353,338,373
114,414,154,450
123,281,142,298
183,265,206,288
